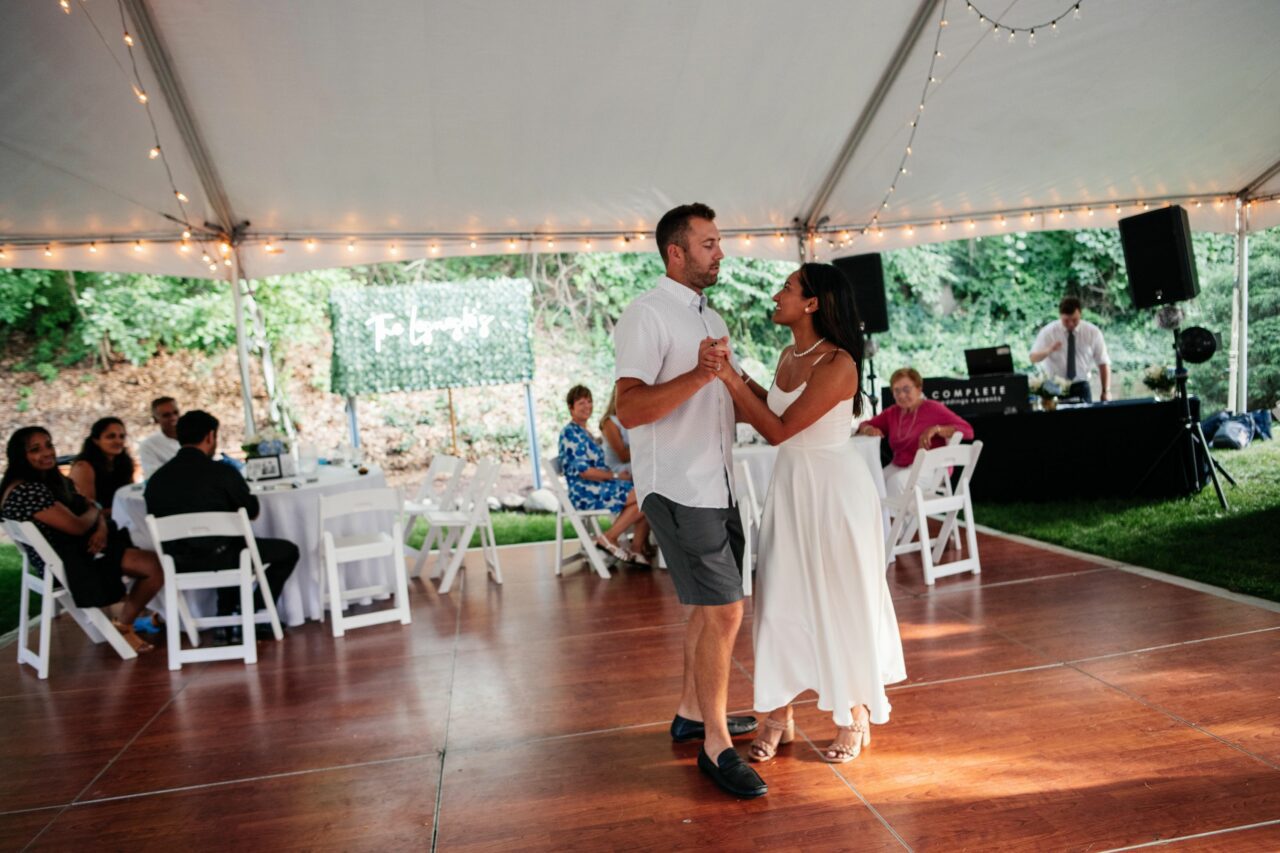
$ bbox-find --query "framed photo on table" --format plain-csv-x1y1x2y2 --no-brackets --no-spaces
245,455,283,481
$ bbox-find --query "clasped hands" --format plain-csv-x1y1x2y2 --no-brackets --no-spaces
697,336,736,384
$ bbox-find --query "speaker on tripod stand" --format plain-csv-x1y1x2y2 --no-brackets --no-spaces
1119,205,1235,509
833,253,888,413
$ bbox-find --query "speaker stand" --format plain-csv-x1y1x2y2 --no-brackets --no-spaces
864,334,880,415
1132,328,1235,509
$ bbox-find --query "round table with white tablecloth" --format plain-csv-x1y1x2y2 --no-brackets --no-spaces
113,464,396,627
734,434,889,535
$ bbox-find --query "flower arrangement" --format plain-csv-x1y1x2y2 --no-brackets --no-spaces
1142,365,1176,394
1027,374,1070,399
242,427,287,459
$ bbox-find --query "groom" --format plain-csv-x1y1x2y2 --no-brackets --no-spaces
613,203,766,799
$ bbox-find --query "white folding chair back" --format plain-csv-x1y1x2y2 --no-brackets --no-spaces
883,441,984,586
318,486,412,637
414,459,503,593
542,455,612,581
145,509,283,671
6,520,138,678
732,459,761,597
403,453,464,552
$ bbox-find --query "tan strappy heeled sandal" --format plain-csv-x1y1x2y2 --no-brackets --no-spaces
823,708,871,764
112,620,154,654
748,711,794,763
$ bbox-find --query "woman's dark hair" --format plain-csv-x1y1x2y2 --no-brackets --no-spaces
798,262,866,417
566,384,592,412
75,417,136,503
1,426,74,507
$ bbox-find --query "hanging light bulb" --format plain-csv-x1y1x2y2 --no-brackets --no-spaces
905,225,914,236
388,243,399,255
179,241,190,253
88,241,99,253
1008,30,1016,44
0,248,7,261
1194,200,1202,208
219,241,231,256
507,239,517,251
223,257,232,267
133,241,143,253
1073,3,1082,20
265,240,276,253
122,31,135,47
967,220,976,230
45,246,53,257
1057,210,1065,220
583,239,592,250
59,0,71,13
469,240,477,249
148,146,161,160
430,243,439,254
900,166,908,175
940,221,948,231
776,232,784,243
1028,28,1036,46
998,216,1007,227
743,235,752,246
175,190,189,203
209,263,218,272
305,238,317,252
202,253,212,263
546,238,555,249
1026,211,1035,222
1086,207,1094,217
1114,204,1122,215
347,240,356,252
133,85,148,104
181,229,191,240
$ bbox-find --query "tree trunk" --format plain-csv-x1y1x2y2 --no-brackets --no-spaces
64,270,111,370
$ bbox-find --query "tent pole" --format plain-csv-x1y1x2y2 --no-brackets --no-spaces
1231,198,1250,413
345,396,360,448
229,255,256,439
524,383,542,490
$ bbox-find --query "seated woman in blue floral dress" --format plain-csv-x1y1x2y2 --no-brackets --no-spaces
558,385,651,563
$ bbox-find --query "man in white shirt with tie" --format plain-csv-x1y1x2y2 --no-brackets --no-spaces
614,203,766,799
1030,296,1112,402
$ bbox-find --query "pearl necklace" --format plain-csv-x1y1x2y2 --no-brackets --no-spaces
791,337,826,358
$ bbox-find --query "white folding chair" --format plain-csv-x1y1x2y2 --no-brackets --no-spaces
883,441,984,586
733,459,762,597
145,509,283,671
319,487,412,637
403,453,464,573
6,520,139,678
417,459,503,594
542,455,612,580
891,433,966,552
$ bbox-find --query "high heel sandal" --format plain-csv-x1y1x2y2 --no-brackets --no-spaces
594,535,628,562
112,620,155,654
823,708,871,764
748,712,794,763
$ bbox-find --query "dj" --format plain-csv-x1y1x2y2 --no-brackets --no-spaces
1029,296,1111,402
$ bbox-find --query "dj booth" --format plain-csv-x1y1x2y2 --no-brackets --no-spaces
884,374,1210,502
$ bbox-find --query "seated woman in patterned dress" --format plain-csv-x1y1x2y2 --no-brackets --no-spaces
557,385,651,564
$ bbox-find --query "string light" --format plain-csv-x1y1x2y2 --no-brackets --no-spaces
546,238,555,249
264,240,276,253
507,239,517,251
132,85,148,104
202,253,212,264
430,243,440,254
388,243,399,255
45,246,53,257
967,220,976,230
179,241,190,253
59,0,70,13
223,257,231,267
88,242,98,253
0,249,6,261
305,239,317,252
219,241,232,256
122,31,134,47
148,146,160,160
583,239,592,250
208,263,218,272
965,1,1083,39
133,240,143,253
174,190,189,203
347,240,356,253
181,229,191,240
469,240,477,249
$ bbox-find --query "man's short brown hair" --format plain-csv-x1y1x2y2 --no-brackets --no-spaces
150,396,176,415
656,203,716,264
1059,296,1082,315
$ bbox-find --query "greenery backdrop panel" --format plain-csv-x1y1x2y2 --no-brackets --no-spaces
329,278,535,395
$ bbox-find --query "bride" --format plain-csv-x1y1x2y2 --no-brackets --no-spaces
713,262,906,764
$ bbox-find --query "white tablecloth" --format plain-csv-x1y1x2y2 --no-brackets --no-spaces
113,465,395,627
734,435,889,535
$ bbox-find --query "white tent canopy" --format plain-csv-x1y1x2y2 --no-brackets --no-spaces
2,0,1278,409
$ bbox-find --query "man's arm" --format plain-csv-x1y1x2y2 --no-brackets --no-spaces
615,338,724,428
221,465,260,520
1098,363,1112,401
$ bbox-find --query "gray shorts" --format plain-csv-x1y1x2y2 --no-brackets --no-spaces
641,493,744,607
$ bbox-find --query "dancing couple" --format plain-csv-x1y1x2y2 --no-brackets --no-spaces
614,203,906,798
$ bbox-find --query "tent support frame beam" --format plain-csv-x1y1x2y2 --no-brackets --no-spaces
1240,155,1280,200
802,0,941,231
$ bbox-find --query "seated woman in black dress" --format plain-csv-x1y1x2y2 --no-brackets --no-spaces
0,427,163,653
69,417,136,522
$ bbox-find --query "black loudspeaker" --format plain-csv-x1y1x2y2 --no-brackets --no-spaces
833,253,889,334
1119,205,1200,308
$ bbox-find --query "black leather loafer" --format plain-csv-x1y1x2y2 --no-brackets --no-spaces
670,714,758,743
698,747,767,798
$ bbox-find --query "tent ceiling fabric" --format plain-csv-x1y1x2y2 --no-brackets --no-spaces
1,0,1279,279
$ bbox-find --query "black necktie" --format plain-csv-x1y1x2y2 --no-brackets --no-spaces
1065,330,1077,381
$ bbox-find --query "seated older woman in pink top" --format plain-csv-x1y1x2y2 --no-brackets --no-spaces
856,367,974,496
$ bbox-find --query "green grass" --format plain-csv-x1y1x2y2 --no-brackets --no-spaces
0,545,24,636
975,440,1280,602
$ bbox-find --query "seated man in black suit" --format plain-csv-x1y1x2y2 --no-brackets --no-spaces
145,410,297,637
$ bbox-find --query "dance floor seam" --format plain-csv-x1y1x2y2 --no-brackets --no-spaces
4,531,1279,851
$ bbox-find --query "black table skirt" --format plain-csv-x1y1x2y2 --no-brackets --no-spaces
967,398,1210,502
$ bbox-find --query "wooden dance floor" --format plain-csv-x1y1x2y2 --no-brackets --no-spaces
3,530,1279,851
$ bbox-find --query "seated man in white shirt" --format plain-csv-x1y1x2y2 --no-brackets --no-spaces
137,396,181,477
1029,296,1111,402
